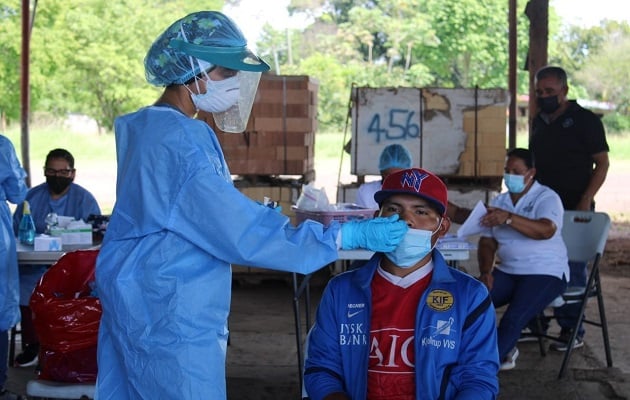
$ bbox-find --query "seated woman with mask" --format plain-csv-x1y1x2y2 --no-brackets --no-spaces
477,147,569,371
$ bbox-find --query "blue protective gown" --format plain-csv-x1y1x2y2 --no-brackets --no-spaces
95,105,340,399
0,135,26,391
13,183,101,234
0,135,27,331
13,183,101,305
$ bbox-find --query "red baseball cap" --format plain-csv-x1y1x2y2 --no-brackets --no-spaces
374,168,448,215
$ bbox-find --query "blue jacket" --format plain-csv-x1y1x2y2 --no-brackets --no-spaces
304,250,499,400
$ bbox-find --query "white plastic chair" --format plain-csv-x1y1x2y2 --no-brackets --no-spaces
532,211,612,379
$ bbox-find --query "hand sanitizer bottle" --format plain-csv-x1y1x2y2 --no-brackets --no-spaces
18,200,36,245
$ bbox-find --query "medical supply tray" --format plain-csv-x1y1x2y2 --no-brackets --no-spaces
293,203,376,226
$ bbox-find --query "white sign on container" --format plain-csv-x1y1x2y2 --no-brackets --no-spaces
350,87,508,176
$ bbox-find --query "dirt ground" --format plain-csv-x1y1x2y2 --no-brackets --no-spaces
601,228,630,277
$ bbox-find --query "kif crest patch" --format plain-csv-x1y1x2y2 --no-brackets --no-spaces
427,289,454,311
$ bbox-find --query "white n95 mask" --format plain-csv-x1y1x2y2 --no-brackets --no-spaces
190,76,240,113
212,70,262,133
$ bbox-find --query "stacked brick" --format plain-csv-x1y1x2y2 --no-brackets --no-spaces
199,74,318,177
197,75,319,280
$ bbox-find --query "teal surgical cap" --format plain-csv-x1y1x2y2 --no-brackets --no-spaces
378,144,413,171
144,11,270,86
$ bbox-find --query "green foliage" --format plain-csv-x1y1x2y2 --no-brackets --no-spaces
1,0,627,136
314,130,348,160
281,0,531,130
574,22,630,115
603,113,630,134
1,0,222,131
420,0,521,89
0,1,23,123
4,123,116,165
283,53,351,128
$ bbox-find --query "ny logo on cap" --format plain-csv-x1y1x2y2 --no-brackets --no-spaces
400,170,429,193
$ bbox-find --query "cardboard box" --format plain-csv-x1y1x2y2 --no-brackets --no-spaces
34,235,63,251
50,222,93,245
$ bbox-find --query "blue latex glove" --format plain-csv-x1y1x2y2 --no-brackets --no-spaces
341,214,408,252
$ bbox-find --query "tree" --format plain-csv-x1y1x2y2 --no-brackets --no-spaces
419,0,527,88
3,0,625,134
547,20,630,131
576,22,630,114
257,23,303,73
1,0,223,132
0,1,25,127
280,0,530,130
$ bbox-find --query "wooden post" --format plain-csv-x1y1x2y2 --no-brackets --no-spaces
525,0,549,136
21,0,31,186
508,0,518,150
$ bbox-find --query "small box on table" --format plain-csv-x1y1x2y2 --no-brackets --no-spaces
50,221,93,245
34,235,63,251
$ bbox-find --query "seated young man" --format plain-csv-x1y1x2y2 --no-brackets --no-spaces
304,168,499,400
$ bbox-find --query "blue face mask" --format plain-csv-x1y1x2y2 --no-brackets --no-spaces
384,225,440,268
504,173,526,194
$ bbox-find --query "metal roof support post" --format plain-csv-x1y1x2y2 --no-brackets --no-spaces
525,0,549,136
20,0,37,186
508,0,518,150
20,0,31,186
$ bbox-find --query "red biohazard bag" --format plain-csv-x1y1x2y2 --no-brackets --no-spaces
29,249,101,383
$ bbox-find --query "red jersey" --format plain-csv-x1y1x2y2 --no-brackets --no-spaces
367,268,432,400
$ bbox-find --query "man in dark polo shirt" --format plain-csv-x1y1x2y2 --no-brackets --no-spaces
529,65,610,351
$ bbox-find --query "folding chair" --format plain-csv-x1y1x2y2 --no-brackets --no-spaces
532,211,612,379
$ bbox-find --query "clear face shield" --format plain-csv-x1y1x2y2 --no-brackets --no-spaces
212,70,261,133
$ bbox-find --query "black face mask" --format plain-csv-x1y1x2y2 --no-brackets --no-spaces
537,96,561,114
46,176,73,195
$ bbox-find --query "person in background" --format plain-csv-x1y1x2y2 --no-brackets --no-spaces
355,143,412,209
94,11,407,400
304,167,499,400
0,135,28,400
446,201,472,225
529,65,610,351
12,148,100,368
477,148,568,370
358,145,472,226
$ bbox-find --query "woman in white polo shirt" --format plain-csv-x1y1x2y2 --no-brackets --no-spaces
477,147,569,371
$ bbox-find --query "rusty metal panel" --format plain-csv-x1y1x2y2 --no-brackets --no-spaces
351,87,508,177
350,87,422,175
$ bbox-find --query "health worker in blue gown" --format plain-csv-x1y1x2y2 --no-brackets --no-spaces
94,11,408,400
12,148,101,369
0,135,27,399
